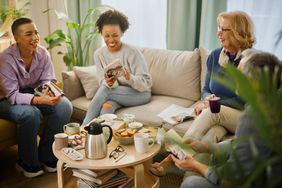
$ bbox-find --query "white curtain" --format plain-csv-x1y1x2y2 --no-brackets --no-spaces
102,0,167,49
227,0,282,60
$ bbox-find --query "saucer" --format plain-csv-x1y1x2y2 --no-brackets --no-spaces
99,113,117,120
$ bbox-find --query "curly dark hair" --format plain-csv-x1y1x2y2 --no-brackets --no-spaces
96,10,129,33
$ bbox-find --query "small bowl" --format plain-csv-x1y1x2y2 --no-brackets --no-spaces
114,132,134,145
128,122,143,129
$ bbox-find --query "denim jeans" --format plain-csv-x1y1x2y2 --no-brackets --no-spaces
0,97,73,167
83,85,151,125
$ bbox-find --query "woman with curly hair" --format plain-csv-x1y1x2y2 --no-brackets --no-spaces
83,9,152,125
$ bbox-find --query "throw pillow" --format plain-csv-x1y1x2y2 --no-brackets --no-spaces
199,47,210,90
73,66,99,100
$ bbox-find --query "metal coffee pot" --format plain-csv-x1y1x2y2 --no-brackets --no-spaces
84,122,113,159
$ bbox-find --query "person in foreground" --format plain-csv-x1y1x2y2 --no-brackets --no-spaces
0,18,73,178
172,49,282,188
151,10,255,177
82,9,152,125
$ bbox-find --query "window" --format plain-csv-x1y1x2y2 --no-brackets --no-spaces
102,0,167,49
227,0,282,59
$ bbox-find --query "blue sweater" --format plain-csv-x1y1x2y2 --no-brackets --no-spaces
202,48,244,110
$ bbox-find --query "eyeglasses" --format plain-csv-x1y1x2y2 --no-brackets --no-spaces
109,145,126,160
217,26,231,32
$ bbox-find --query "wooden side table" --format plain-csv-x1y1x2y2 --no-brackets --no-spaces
53,139,161,188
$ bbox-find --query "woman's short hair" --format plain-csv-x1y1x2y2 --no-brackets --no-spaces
96,9,129,33
217,11,255,50
242,49,282,88
11,17,33,36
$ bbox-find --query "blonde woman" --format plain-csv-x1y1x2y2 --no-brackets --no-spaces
151,11,255,177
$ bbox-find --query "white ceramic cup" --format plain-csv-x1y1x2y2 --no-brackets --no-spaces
64,122,80,135
54,133,69,150
134,133,154,154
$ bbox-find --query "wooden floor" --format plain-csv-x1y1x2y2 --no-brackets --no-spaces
0,146,182,188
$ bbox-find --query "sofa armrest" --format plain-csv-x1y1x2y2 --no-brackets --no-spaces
62,71,85,101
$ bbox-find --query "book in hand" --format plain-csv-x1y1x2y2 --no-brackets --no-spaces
159,128,196,158
72,169,118,185
34,81,64,97
157,104,195,125
103,59,124,78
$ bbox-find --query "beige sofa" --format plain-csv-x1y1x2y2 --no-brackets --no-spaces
62,47,209,136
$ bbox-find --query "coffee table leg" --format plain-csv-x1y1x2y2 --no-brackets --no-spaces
57,160,64,188
134,163,144,188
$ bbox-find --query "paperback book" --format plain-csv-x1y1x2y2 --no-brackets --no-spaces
98,56,124,78
76,170,130,188
73,169,118,185
158,128,196,159
34,81,64,97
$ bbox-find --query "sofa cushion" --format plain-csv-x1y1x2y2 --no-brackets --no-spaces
62,71,85,101
140,48,201,101
73,66,99,100
199,47,210,90
71,95,196,128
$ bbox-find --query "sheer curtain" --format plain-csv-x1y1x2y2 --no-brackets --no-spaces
227,0,282,59
102,0,167,49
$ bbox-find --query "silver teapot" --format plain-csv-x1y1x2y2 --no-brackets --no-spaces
84,122,113,159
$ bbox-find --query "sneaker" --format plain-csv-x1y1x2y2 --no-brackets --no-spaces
16,160,44,178
41,162,57,173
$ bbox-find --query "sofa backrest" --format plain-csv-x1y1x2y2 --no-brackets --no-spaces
140,48,201,101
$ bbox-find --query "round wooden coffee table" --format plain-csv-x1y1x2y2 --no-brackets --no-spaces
53,139,161,188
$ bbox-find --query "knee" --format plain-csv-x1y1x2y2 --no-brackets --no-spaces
55,97,73,117
102,102,113,110
181,176,206,188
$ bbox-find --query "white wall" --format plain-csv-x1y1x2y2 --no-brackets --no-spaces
26,0,67,81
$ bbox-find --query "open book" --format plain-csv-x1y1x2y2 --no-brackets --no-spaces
34,81,64,97
157,104,195,125
98,56,124,78
157,128,195,159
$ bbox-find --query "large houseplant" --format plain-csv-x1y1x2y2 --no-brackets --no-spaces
44,6,112,70
213,64,282,188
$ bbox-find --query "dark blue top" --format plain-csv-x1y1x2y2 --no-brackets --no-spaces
202,48,244,110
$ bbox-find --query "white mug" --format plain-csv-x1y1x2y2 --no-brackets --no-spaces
54,133,68,150
134,133,154,154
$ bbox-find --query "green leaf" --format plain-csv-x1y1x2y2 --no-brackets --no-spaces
66,22,80,29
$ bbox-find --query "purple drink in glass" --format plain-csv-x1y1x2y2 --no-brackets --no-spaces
209,97,221,113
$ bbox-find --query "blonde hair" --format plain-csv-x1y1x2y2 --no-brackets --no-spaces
217,11,255,50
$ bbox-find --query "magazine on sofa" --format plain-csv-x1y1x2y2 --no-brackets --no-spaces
157,104,195,125
34,81,64,97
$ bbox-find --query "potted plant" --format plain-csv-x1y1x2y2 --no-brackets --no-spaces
0,0,30,37
213,64,282,188
44,5,112,70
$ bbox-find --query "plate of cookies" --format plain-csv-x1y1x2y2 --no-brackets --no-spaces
114,128,137,145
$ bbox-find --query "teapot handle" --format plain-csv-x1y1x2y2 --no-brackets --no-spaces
102,125,113,144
